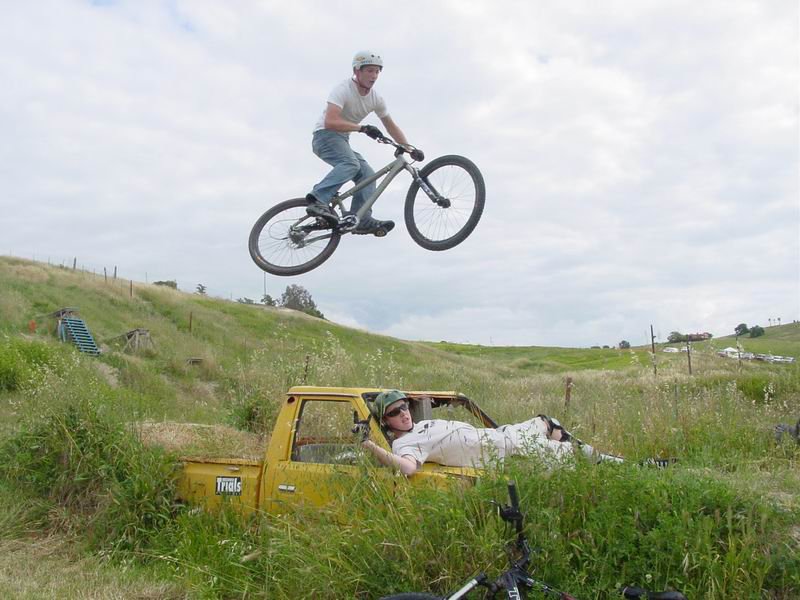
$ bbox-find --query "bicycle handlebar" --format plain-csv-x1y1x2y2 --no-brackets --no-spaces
373,133,425,162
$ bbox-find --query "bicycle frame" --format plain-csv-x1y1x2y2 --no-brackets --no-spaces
328,154,418,221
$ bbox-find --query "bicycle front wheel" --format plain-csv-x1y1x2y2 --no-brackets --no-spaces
248,198,341,276
404,155,485,251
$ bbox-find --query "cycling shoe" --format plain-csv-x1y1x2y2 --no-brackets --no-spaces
354,217,395,237
305,199,338,223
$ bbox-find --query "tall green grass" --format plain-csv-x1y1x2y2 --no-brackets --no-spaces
126,464,798,599
0,350,177,555
1,257,799,598
0,339,797,597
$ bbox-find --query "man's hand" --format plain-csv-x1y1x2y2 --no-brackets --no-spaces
352,420,371,442
360,124,383,139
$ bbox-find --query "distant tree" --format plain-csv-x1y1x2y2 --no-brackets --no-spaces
280,284,324,319
236,297,255,305
778,317,782,326
154,280,177,289
667,331,686,343
261,294,277,306
602,345,610,349
749,325,765,338
196,283,207,295
735,323,749,336
619,340,631,349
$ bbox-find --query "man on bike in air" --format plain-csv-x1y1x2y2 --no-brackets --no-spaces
306,51,411,236
362,390,675,475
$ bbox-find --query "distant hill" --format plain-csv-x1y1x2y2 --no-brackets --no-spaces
694,322,800,359
0,255,651,380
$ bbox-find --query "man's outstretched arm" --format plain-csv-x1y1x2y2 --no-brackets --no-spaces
362,440,418,475
380,115,409,145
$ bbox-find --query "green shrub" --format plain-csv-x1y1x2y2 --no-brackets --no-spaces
141,463,800,599
0,396,177,554
0,337,63,391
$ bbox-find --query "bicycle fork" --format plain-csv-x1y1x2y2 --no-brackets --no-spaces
408,167,451,208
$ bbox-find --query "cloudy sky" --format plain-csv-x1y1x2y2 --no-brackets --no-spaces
2,1,797,347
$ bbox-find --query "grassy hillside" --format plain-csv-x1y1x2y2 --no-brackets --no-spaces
0,255,799,599
701,322,800,359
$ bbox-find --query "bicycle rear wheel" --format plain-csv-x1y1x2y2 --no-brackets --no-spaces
404,155,485,251
248,198,341,276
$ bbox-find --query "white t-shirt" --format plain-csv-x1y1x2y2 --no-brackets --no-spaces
391,418,573,468
314,78,389,132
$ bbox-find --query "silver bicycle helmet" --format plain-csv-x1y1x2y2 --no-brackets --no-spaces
352,50,383,70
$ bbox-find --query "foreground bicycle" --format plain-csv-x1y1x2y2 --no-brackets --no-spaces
379,481,687,600
248,133,485,276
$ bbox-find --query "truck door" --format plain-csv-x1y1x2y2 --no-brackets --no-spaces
265,398,367,512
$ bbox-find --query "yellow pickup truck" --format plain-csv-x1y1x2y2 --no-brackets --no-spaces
176,386,496,514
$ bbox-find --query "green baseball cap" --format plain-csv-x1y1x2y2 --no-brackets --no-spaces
370,389,408,420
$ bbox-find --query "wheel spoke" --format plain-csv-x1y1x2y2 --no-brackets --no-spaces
413,164,478,242
249,199,341,275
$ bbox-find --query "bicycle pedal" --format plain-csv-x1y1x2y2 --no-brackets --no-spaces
337,215,359,232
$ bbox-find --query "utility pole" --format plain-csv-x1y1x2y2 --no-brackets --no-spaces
650,324,658,376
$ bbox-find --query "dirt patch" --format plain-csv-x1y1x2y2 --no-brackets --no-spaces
134,421,266,460
790,526,800,546
0,535,186,599
93,361,119,387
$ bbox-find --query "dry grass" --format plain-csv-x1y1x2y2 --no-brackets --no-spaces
0,536,186,599
134,421,266,460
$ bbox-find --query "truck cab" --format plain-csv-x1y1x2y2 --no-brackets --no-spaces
176,386,493,514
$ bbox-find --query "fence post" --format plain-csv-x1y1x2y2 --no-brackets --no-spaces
686,340,693,375
564,376,573,409
650,324,658,376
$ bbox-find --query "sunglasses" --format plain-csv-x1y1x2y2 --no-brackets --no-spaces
384,402,410,418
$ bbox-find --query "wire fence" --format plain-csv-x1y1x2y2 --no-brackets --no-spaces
3,251,263,306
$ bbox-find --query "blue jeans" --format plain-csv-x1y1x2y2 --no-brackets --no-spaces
309,129,376,217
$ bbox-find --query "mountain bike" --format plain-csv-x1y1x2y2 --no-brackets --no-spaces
379,481,687,600
248,133,485,276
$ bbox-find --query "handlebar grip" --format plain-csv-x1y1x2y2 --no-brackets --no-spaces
508,481,520,510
